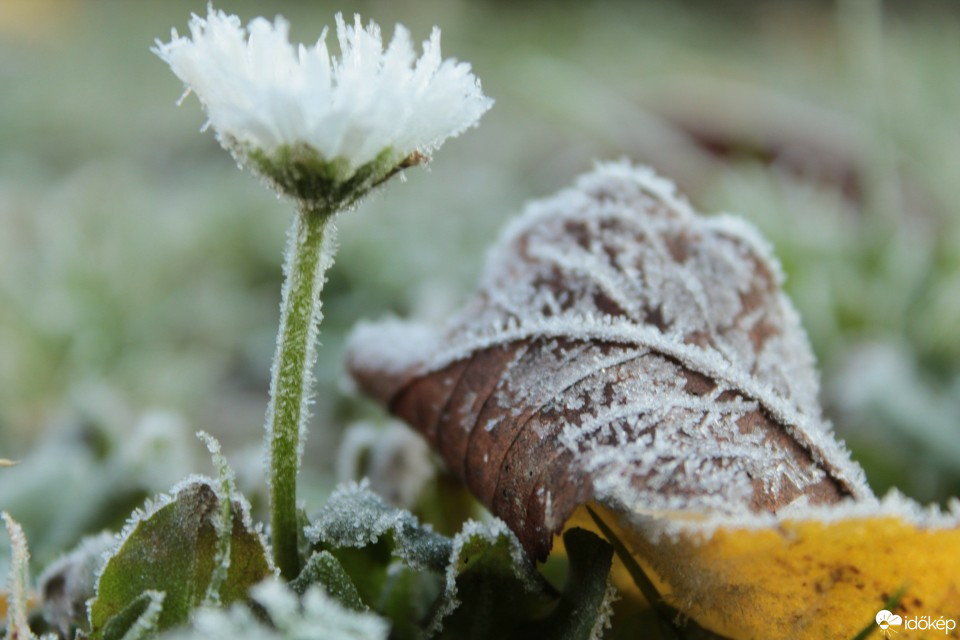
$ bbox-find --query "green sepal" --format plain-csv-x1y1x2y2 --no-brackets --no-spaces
245,143,422,212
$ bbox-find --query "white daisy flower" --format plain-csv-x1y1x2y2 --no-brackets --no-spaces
153,6,492,208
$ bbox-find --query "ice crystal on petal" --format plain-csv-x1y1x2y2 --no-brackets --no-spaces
153,7,491,201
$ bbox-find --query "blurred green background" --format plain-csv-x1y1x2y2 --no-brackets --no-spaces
2,0,959,571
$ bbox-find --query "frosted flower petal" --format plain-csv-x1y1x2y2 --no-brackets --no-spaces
153,7,492,202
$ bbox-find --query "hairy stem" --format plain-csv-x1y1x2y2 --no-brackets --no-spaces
267,205,334,579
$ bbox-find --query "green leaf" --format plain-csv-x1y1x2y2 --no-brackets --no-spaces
306,482,451,573
518,528,615,640
100,590,164,640
88,479,273,638
377,566,442,640
291,551,365,612
431,520,555,640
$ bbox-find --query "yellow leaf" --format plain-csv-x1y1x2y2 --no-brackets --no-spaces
573,497,960,640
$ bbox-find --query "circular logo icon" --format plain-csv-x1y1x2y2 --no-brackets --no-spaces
876,610,903,630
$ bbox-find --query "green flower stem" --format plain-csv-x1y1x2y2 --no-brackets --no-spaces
268,204,334,579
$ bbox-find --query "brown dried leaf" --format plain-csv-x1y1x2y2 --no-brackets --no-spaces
347,162,873,560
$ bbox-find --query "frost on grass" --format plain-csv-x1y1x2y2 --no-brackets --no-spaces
158,579,388,640
347,161,874,559
3,512,32,639
304,481,450,573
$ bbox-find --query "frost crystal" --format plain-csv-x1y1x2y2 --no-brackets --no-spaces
428,519,541,634
160,579,388,640
305,480,451,572
348,161,875,556
153,7,492,187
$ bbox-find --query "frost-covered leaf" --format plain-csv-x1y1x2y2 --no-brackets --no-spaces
291,551,364,612
38,531,115,637
99,591,164,640
305,481,451,573
87,478,272,639
592,493,960,640
430,520,555,639
347,161,873,559
304,482,449,632
157,579,389,640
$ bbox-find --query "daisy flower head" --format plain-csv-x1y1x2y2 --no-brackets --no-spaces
153,6,493,210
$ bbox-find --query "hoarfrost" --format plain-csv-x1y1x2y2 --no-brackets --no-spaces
428,519,542,634
117,590,165,640
622,488,960,550
158,578,388,640
347,162,874,552
304,481,451,572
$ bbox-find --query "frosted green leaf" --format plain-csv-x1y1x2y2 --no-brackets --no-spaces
87,479,272,639
305,481,451,573
100,591,164,640
291,551,365,612
430,519,555,639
